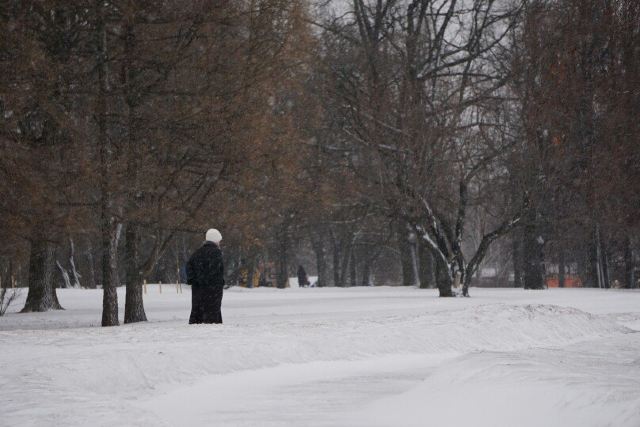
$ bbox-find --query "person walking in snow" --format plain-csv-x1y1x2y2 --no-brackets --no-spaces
186,229,225,324
297,264,310,288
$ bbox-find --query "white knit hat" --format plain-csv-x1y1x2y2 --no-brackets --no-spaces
205,228,222,244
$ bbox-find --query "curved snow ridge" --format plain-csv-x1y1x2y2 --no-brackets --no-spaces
352,336,640,427
111,302,632,424
338,302,630,356
599,311,640,331
45,303,629,396
2,294,638,427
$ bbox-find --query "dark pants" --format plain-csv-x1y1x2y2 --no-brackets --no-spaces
189,286,223,324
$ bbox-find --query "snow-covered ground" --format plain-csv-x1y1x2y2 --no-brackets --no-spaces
1,286,640,427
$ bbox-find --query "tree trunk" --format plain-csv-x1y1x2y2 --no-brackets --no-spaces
418,241,434,289
579,241,592,287
332,235,341,287
558,248,565,288
434,255,454,297
22,238,63,312
276,224,289,288
602,246,611,289
462,270,474,297
8,259,13,289
124,223,146,323
591,224,605,289
398,226,416,286
410,240,420,287
246,258,255,288
361,255,372,286
69,239,81,288
311,234,327,287
523,212,545,290
624,237,635,289
96,2,118,326
86,237,97,289
56,239,81,289
339,240,352,287
349,250,357,287
56,260,72,289
512,232,523,287
122,22,146,323
101,222,120,326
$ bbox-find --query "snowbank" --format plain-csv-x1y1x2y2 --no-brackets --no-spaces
1,287,639,426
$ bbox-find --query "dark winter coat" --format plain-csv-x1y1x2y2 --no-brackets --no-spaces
297,265,309,287
186,242,225,288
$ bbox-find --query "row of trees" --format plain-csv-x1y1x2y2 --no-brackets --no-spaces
512,0,640,290
0,0,312,324
303,0,639,296
1,0,638,323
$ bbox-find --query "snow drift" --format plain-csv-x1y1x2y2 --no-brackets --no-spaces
1,287,638,426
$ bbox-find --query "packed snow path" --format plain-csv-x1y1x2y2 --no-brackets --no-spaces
1,287,639,426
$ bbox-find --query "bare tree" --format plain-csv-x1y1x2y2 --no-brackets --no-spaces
316,0,523,296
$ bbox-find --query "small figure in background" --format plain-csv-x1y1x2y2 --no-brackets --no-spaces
297,265,310,288
179,264,187,284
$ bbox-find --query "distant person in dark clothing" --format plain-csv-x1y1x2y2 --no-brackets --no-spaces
179,265,187,284
297,265,310,288
186,229,224,324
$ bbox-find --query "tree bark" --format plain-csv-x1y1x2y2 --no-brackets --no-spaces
558,248,565,288
86,237,97,289
246,258,255,288
398,226,416,286
331,233,341,287
311,233,327,287
69,239,81,288
101,222,120,326
591,224,605,289
624,237,635,289
276,223,289,288
523,211,545,290
339,238,353,287
56,260,72,289
434,255,454,297
22,237,63,312
578,241,590,287
361,255,372,286
97,2,118,326
124,223,146,323
349,250,357,287
418,241,434,289
602,246,611,289
409,237,421,288
512,232,523,287
56,239,81,289
122,21,147,324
